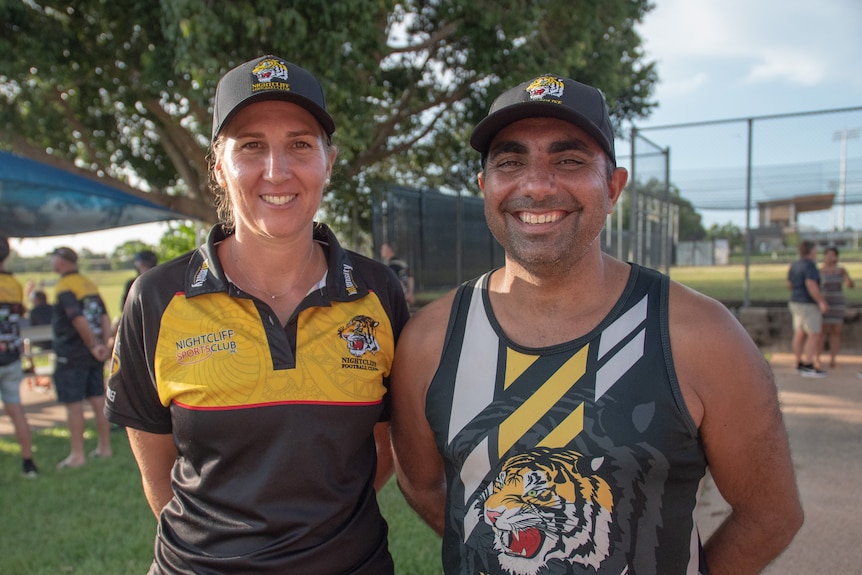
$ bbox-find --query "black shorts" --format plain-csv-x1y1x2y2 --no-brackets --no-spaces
53,362,105,403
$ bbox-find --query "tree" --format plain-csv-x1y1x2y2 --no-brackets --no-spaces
111,240,157,270
1,0,657,241
706,222,744,253
157,222,199,261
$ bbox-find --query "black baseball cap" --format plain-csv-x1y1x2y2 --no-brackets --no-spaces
470,74,616,163
211,55,335,141
50,246,78,263
134,250,158,268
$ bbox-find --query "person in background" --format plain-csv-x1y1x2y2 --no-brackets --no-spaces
105,55,408,574
818,246,854,368
381,241,415,306
787,240,829,377
50,246,113,468
22,289,55,393
120,250,158,312
391,73,803,574
28,290,53,326
0,236,39,478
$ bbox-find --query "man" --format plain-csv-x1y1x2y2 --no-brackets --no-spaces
50,247,113,468
391,75,803,575
0,236,39,477
381,241,415,306
787,240,828,377
120,250,158,311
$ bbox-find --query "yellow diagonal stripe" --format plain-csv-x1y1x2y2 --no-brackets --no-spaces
504,349,539,390
538,402,584,449
499,345,588,458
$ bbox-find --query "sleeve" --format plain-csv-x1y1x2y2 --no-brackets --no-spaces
104,281,173,434
57,289,83,320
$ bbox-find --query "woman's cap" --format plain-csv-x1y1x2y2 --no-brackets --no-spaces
211,55,335,141
470,74,615,163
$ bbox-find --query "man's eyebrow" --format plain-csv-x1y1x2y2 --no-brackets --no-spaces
488,138,594,160
487,140,528,160
547,138,592,154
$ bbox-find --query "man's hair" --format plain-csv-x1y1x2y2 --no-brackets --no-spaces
798,240,816,256
0,236,9,262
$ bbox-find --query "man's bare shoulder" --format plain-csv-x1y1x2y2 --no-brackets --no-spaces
399,289,458,350
667,278,773,424
391,288,459,403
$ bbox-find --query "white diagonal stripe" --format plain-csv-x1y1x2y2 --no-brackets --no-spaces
598,294,648,360
448,275,498,445
596,327,645,400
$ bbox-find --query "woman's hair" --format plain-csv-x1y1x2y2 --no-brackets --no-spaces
825,246,839,257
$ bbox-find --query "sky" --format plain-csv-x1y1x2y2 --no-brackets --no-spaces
632,0,862,230
10,0,862,256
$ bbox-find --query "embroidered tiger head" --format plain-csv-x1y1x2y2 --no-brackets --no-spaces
338,315,380,357
482,447,614,575
251,57,289,85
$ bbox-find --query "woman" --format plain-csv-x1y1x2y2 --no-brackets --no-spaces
105,55,409,574
819,246,854,368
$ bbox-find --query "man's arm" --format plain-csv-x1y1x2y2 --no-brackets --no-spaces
670,282,803,575
390,292,454,536
127,428,178,517
804,278,829,314
373,421,394,492
69,314,110,362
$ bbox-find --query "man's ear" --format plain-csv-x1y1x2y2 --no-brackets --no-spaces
607,167,628,212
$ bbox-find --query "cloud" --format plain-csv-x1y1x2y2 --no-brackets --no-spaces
659,72,709,97
746,50,825,86
639,0,862,89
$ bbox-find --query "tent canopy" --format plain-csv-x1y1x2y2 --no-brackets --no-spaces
0,151,188,237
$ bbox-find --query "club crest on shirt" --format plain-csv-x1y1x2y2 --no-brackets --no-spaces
338,315,380,369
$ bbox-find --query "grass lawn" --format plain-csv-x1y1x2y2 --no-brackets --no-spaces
0,424,441,574
670,261,862,304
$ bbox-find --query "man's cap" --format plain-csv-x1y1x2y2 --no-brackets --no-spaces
51,246,78,263
470,74,616,163
211,55,335,141
134,250,158,267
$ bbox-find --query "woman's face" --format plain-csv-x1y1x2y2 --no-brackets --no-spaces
214,100,336,242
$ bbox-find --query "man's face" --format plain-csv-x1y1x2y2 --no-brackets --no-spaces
477,117,626,276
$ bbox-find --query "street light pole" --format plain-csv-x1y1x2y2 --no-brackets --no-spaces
833,128,860,230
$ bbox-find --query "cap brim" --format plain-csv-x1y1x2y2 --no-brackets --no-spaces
214,91,336,141
470,103,614,162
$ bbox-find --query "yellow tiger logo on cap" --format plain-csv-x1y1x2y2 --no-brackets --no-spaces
252,58,289,84
526,75,564,101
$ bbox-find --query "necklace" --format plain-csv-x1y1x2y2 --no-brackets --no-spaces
231,238,315,300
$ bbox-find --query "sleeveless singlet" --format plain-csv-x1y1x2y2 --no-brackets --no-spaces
426,264,708,575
